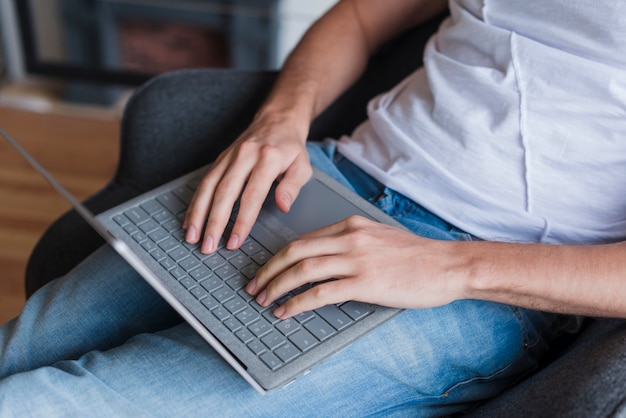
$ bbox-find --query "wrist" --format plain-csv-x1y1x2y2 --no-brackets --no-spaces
446,241,493,302
253,100,315,144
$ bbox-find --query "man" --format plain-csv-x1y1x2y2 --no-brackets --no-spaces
1,0,625,415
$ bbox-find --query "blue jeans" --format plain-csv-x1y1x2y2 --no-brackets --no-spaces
0,142,579,417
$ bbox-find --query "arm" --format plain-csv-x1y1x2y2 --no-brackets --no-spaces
248,216,626,319
183,0,449,253
463,239,626,317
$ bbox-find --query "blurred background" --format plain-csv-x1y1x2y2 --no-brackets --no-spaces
0,0,336,323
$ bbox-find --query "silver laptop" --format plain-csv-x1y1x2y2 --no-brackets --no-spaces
2,127,403,395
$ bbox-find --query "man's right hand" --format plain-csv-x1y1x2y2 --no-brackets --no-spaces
183,111,312,254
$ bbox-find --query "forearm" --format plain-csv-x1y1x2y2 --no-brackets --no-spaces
458,240,626,317
256,0,449,129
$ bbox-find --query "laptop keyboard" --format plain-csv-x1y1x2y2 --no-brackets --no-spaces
111,179,374,371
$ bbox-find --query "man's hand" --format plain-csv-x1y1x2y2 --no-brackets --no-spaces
246,216,465,319
183,111,312,254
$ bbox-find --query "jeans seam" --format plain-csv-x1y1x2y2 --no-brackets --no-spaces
429,305,529,400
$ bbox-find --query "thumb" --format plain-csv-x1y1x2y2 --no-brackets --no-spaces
275,157,313,212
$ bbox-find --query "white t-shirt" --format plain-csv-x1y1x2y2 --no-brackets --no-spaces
336,0,626,244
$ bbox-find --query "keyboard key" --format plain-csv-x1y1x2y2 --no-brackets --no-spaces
218,247,240,260
238,288,255,302
153,210,174,224
158,237,180,252
236,328,255,344
251,250,271,265
132,232,148,244
190,287,208,300
276,318,300,336
223,317,242,332
200,277,222,293
340,301,374,321
156,192,186,214
226,274,248,290
160,257,177,271
241,263,260,280
124,207,150,225
204,254,226,269
212,287,235,304
123,223,140,235
139,219,160,234
212,306,230,321
229,254,253,270
224,296,247,314
201,295,219,310
150,249,166,262
168,247,190,262
236,308,260,326
261,331,286,350
215,264,237,280
179,257,201,272
148,228,168,243
248,318,272,338
316,305,353,331
275,343,301,363
247,340,266,355
169,267,186,280
171,229,186,241
179,277,196,290
141,240,157,252
250,299,268,313
294,310,316,324
162,219,182,232
140,199,165,215
304,317,336,341
260,352,282,370
263,309,281,325
189,266,212,281
289,329,318,352
240,239,263,256
113,215,129,226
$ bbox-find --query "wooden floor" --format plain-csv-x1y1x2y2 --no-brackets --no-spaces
0,105,120,324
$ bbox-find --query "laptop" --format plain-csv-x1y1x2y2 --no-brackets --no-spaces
2,127,403,394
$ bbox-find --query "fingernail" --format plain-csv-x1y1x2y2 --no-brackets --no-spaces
185,226,197,243
202,236,214,253
273,305,286,319
246,278,257,295
281,193,292,209
256,290,267,306
227,234,240,249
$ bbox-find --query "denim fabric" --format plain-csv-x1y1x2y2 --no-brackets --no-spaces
0,143,579,417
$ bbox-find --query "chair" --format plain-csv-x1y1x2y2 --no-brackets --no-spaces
24,13,626,416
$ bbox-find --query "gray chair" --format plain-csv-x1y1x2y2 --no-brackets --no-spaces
24,14,626,417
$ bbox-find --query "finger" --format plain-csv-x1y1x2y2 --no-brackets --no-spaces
269,254,352,303
274,155,313,213
227,154,290,250
245,219,357,297
273,278,358,319
183,163,228,244
247,232,348,296
201,159,257,253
